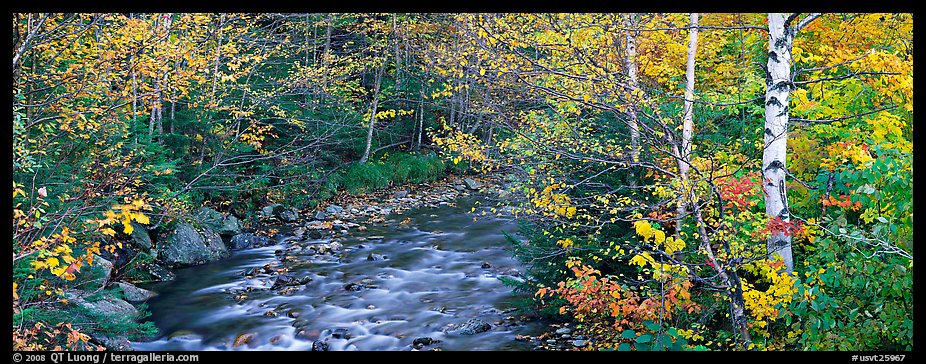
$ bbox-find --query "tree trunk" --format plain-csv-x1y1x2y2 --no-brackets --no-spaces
416,89,424,150
621,14,641,186
359,66,384,164
211,14,225,104
323,14,333,89
170,100,176,134
676,13,699,237
763,13,795,273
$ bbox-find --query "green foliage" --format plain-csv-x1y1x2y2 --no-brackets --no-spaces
327,152,448,195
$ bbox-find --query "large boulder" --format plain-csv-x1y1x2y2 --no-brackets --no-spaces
65,289,141,350
158,223,229,267
112,281,157,303
72,256,113,291
129,222,153,250
195,207,241,236
228,232,271,250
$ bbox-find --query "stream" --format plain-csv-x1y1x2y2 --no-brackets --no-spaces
132,195,548,351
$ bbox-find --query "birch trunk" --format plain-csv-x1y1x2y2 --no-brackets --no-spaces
621,14,641,165
676,13,699,236
764,13,795,273
359,66,384,164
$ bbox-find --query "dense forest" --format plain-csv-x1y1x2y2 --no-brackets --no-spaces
13,13,912,351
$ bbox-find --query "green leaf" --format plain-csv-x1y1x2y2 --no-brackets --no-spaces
621,330,636,339
643,321,660,332
660,335,674,349
617,343,632,351
673,338,689,351
636,334,652,343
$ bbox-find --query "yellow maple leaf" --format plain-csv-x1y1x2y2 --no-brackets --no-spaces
122,219,134,234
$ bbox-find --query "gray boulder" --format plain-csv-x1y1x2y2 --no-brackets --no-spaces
158,223,229,267
325,205,344,214
129,222,153,250
113,281,157,303
65,289,141,350
463,178,484,190
445,318,491,335
195,207,241,236
229,232,271,250
313,211,326,221
65,289,139,319
72,256,113,291
261,203,285,217
279,209,299,222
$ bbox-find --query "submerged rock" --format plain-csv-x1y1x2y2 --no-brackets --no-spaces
271,273,313,289
413,337,439,346
229,232,271,250
312,340,329,351
367,253,387,261
445,318,491,335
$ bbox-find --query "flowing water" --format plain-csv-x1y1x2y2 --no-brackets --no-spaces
132,196,546,351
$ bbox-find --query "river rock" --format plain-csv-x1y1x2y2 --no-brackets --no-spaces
343,282,364,292
312,340,329,351
367,253,387,261
555,327,572,335
413,337,438,346
296,328,320,341
261,203,285,217
308,230,324,239
271,273,312,289
89,333,134,351
65,288,141,349
129,222,153,250
463,178,484,190
313,211,326,221
229,232,271,250
572,339,588,347
72,255,113,290
331,328,351,339
394,190,409,199
66,289,137,317
158,223,229,267
326,205,344,214
445,318,491,335
194,207,241,236
144,263,175,281
113,281,157,303
233,333,255,347
280,209,299,222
